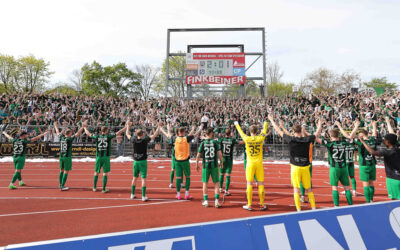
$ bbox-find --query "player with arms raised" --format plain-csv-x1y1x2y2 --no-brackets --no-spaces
268,115,321,212
84,125,127,193
54,121,84,191
234,120,268,211
126,121,161,201
3,130,47,189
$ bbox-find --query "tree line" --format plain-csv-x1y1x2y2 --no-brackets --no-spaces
0,53,397,98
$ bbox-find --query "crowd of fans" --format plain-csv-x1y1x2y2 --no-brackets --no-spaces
0,91,399,144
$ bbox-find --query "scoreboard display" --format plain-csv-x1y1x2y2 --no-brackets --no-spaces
185,53,246,85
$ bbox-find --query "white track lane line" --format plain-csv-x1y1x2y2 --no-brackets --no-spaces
0,200,187,217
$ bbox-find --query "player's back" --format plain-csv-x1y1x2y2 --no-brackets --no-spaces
244,135,265,164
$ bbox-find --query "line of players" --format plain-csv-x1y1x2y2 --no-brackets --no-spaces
3,115,399,211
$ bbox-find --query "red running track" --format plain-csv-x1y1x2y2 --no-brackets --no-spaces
0,160,391,246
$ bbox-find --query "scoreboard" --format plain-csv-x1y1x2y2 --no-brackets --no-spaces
185,53,246,85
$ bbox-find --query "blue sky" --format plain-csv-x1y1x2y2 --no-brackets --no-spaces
1,0,399,86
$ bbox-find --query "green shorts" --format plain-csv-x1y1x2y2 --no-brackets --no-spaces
171,156,176,170
347,163,355,177
13,156,26,170
220,158,233,174
95,156,111,173
133,160,148,178
386,178,400,200
175,160,190,178
359,165,376,182
329,167,350,186
60,157,72,171
202,167,219,183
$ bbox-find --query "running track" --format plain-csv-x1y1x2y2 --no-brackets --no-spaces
0,160,391,246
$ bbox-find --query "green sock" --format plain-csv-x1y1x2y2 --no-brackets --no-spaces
131,185,135,195
369,186,375,201
142,186,146,197
93,175,98,189
219,174,224,189
215,193,220,200
17,172,21,181
364,187,371,202
204,194,208,200
351,178,356,191
185,178,190,191
170,171,174,184
11,172,18,184
225,176,231,191
59,172,64,185
176,178,182,192
300,182,305,196
102,176,108,190
345,190,353,205
333,190,339,206
61,173,68,186
254,175,257,182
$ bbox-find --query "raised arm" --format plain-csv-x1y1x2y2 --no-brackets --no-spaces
260,121,268,136
31,131,48,142
267,114,284,138
335,121,350,138
74,126,85,138
314,119,323,144
349,120,360,139
279,120,292,136
125,121,132,140
159,126,170,138
116,125,127,136
149,122,162,141
359,136,380,156
84,127,93,138
385,116,395,134
188,125,197,137
234,121,248,140
54,121,61,136
372,121,377,137
193,124,204,137
2,131,13,141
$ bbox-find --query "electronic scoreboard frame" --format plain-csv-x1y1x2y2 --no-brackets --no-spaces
185,52,246,85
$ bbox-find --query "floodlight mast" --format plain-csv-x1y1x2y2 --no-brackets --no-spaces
165,27,267,98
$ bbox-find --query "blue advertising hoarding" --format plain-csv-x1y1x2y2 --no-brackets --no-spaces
5,201,400,250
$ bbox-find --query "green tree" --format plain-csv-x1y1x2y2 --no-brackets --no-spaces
17,55,53,93
0,54,18,93
267,82,294,97
363,77,397,90
155,53,186,97
224,80,261,97
45,84,79,96
81,61,142,98
304,68,339,95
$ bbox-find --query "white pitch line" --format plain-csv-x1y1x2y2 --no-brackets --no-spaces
0,197,176,201
0,200,187,218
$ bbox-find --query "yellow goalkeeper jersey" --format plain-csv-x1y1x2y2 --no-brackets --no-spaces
235,122,268,164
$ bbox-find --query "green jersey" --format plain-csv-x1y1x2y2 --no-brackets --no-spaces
354,137,377,166
198,139,220,168
59,135,74,158
321,138,349,168
92,134,116,157
219,137,237,159
12,138,30,157
344,140,356,165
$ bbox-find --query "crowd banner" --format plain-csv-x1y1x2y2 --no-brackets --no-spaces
5,201,400,250
0,143,96,157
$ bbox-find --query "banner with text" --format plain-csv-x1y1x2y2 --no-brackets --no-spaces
0,143,96,157
6,201,400,250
